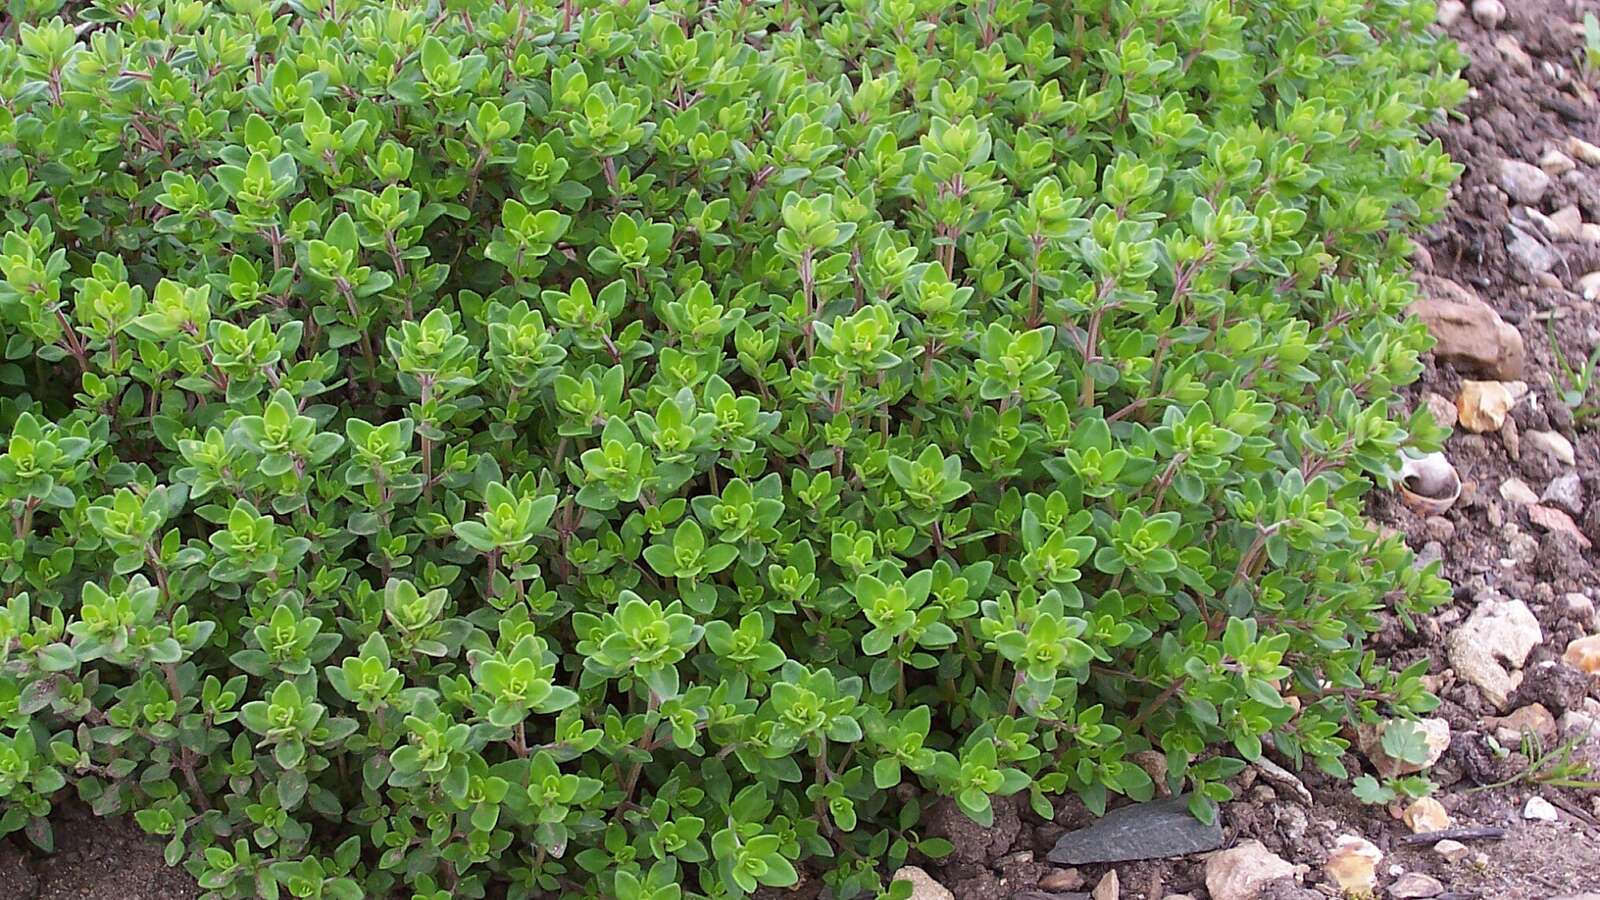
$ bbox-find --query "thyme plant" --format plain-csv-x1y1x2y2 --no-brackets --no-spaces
0,0,1461,896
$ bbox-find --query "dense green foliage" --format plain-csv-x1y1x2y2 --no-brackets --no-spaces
0,0,1463,896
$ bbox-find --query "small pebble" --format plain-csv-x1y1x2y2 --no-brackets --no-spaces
1524,430,1575,466
1391,872,1445,899
1565,593,1597,629
1505,530,1539,563
1541,148,1576,176
1417,541,1445,569
1496,159,1551,206
1434,839,1470,862
1542,472,1583,516
1506,227,1558,276
1543,205,1583,241
1569,135,1600,165
1523,795,1559,821
1493,35,1532,73
1402,797,1451,834
1039,868,1085,892
1471,0,1506,27
1425,392,1458,430
1500,477,1539,506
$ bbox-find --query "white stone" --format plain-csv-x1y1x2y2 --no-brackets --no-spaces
1525,430,1577,466
1565,593,1597,630
1523,795,1559,821
1205,841,1298,900
1507,227,1558,275
1471,0,1506,27
1542,149,1577,176
1559,698,1600,741
1359,718,1452,778
1446,597,1543,708
1500,477,1540,506
1092,869,1120,900
1494,35,1533,73
1543,205,1584,241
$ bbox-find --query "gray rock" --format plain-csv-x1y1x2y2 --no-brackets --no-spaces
1506,226,1557,276
1543,472,1584,516
1498,159,1551,205
1046,796,1223,865
1416,541,1445,569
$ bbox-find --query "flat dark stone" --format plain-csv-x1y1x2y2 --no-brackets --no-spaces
1045,796,1223,865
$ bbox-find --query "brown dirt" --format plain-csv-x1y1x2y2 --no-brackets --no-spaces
0,800,199,900
10,2,1600,899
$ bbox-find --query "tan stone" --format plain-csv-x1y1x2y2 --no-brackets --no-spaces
1542,149,1577,176
1457,380,1517,432
1092,869,1120,900
1528,505,1593,549
1424,392,1457,430
1545,205,1585,240
1402,797,1451,834
1569,136,1600,165
1524,429,1576,466
1391,872,1445,898
1325,835,1381,895
1485,703,1558,745
1039,868,1085,892
1433,839,1470,863
1411,279,1525,379
1566,634,1600,675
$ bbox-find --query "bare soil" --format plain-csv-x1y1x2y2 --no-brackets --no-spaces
5,1,1600,898
0,800,199,900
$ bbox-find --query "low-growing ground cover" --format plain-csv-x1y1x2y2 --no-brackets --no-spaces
0,0,1467,896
